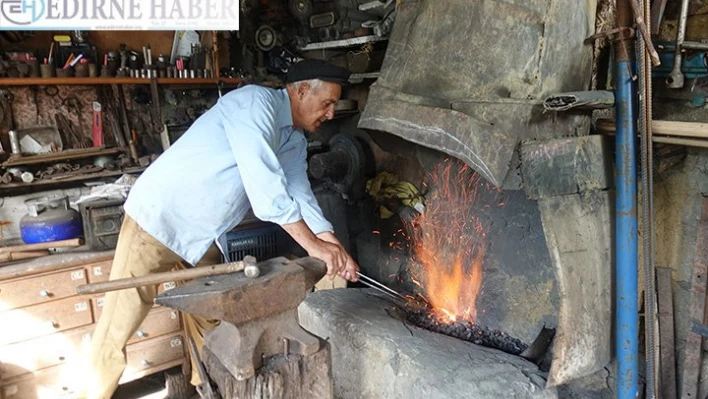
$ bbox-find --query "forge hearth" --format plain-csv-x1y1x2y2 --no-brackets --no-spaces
299,288,561,399
407,310,528,356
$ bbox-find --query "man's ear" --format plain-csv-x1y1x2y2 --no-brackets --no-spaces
297,82,310,98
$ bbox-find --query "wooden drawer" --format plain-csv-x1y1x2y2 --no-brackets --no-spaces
0,297,93,346
1,364,81,399
0,268,88,312
85,259,113,284
129,308,181,345
0,326,93,380
121,333,185,382
91,300,180,345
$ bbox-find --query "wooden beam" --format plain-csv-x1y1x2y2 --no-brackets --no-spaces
680,197,708,398
657,266,678,399
596,119,708,139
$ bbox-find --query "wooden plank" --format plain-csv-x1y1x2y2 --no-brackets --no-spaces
597,119,708,140
0,77,243,86
0,166,146,190
680,197,708,398
2,147,123,167
652,136,708,149
657,266,678,399
0,250,114,281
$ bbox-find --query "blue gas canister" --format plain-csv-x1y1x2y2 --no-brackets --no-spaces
20,195,83,244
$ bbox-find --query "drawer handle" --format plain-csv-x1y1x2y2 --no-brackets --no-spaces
141,359,151,367
48,320,59,329
39,289,50,297
136,329,147,338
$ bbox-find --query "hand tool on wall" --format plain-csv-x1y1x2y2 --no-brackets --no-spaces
76,257,255,295
92,101,104,147
150,78,164,134
116,86,138,163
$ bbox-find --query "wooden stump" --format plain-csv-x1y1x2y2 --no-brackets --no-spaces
203,338,333,399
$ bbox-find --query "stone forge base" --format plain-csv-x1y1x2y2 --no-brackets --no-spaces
298,289,558,399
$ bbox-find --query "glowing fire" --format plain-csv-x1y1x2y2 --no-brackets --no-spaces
406,159,498,324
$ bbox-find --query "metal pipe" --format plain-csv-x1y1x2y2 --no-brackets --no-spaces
616,0,639,397
667,0,690,88
683,41,708,50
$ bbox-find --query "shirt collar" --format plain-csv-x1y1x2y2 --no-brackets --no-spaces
278,88,294,129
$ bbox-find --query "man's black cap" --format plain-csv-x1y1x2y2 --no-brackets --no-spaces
286,59,351,85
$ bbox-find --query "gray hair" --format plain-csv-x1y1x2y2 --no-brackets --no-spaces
288,79,324,91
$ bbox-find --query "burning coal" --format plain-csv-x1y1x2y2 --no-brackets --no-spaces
405,159,499,324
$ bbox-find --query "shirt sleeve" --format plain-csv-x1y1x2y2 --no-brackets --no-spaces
218,92,303,226
280,132,334,235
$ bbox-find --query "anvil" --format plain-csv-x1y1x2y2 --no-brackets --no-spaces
155,256,327,381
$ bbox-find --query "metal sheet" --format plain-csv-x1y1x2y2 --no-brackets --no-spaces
359,0,596,186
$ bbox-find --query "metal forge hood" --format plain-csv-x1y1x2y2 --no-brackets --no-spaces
359,0,597,187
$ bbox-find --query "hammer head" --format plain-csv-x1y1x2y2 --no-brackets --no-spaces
155,256,326,324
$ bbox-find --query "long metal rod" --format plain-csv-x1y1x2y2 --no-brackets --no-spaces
356,272,407,300
637,0,657,395
616,0,639,397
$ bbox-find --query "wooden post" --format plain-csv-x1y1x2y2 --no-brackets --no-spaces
203,339,333,399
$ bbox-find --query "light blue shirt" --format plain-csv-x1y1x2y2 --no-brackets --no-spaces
123,85,333,265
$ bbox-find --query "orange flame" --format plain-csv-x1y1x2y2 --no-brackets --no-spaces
407,159,496,324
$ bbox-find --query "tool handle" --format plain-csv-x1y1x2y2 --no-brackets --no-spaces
0,250,49,263
76,260,246,295
0,238,82,254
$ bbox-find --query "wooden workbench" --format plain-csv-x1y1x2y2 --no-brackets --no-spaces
0,250,189,398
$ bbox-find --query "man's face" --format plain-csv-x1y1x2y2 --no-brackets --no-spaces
293,81,341,132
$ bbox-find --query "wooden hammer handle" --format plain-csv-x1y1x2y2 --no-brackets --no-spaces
0,250,49,263
76,260,246,295
0,238,83,254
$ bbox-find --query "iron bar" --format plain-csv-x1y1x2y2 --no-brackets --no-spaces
636,0,657,395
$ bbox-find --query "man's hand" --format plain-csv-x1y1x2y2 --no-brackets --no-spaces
317,231,359,282
281,220,359,281
306,239,347,279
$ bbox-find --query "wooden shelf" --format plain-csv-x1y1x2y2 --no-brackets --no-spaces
0,77,243,86
0,166,146,190
2,147,124,168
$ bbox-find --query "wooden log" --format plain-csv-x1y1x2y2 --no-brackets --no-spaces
203,339,333,399
0,238,83,254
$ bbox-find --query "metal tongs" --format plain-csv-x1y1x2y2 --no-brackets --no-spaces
356,272,407,302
